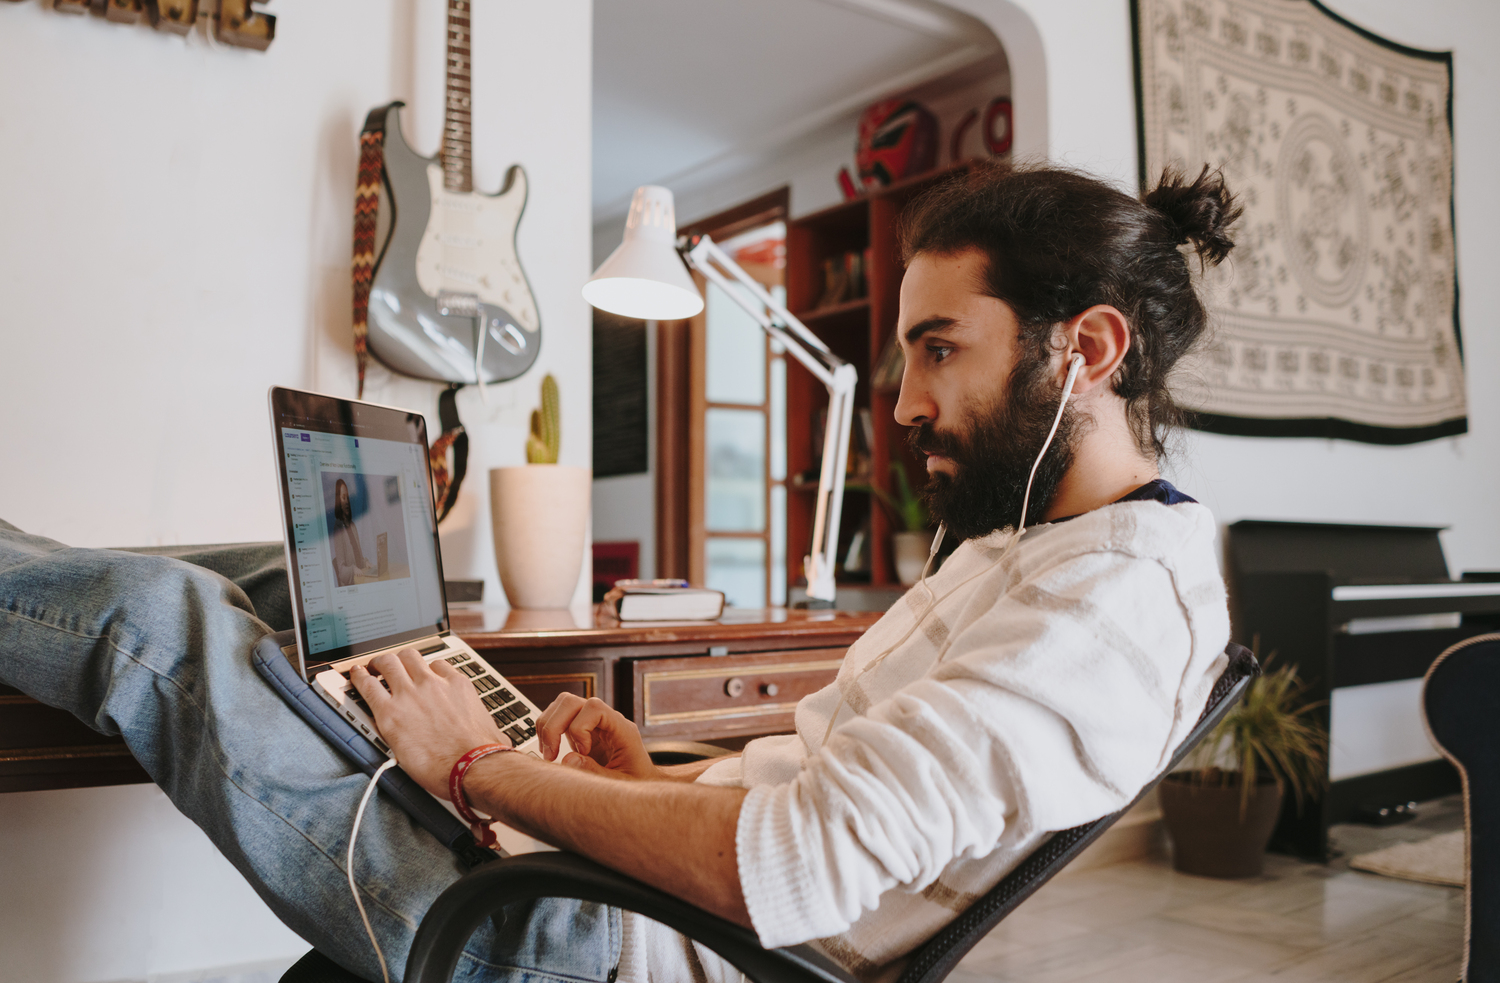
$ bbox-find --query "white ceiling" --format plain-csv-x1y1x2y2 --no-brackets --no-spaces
592,0,999,223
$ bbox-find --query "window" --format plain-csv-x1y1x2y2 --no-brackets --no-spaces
699,235,788,607
654,190,790,608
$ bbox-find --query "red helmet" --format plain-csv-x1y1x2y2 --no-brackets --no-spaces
856,98,938,190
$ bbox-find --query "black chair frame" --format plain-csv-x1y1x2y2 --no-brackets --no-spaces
400,643,1260,983
1423,632,1500,982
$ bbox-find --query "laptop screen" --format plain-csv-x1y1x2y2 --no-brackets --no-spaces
269,387,448,675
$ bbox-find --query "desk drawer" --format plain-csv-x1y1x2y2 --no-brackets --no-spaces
631,648,844,739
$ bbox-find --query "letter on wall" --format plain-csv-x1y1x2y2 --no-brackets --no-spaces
9,0,273,49
214,0,274,50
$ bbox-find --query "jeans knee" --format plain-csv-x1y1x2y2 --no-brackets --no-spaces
2,546,263,680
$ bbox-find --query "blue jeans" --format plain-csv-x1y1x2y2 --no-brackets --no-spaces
0,520,621,983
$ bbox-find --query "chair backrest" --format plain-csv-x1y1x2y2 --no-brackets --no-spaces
1422,632,1500,983
894,642,1260,983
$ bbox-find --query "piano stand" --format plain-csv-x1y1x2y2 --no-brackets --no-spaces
1228,520,1500,860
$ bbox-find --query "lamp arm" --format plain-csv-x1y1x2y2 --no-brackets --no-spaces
682,236,845,388
807,364,857,605
679,234,857,607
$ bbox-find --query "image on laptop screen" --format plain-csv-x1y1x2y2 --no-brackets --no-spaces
269,388,448,674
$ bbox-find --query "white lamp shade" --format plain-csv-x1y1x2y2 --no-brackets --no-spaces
583,186,705,320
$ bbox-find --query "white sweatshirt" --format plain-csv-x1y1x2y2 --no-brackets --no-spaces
617,497,1229,983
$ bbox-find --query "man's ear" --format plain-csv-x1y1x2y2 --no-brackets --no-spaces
1060,305,1131,394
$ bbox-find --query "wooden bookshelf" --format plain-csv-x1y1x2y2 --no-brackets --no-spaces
783,163,971,589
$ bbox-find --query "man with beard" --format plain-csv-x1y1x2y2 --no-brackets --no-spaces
0,162,1239,983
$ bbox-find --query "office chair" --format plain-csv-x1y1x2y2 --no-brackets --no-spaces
284,643,1258,983
1423,634,1500,983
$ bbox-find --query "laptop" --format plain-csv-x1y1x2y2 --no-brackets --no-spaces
268,386,551,764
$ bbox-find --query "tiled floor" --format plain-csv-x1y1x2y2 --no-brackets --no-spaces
949,799,1466,983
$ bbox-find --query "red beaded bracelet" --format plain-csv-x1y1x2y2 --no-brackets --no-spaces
448,743,515,848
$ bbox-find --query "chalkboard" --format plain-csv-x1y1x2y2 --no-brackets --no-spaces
592,311,648,478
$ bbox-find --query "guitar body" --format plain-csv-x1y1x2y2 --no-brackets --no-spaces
366,102,541,385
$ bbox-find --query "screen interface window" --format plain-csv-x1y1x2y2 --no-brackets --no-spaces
281,428,444,656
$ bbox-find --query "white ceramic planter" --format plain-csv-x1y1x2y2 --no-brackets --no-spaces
893,529,937,586
489,465,591,609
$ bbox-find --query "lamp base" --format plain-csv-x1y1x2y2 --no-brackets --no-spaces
791,597,836,610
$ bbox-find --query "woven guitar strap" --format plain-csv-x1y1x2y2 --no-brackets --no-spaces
430,384,468,523
351,104,469,524
351,108,385,401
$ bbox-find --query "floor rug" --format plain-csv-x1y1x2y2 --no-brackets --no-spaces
1348,829,1465,887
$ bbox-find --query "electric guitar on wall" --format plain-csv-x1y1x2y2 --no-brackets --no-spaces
353,0,541,397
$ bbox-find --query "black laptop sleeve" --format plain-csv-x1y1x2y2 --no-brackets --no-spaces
251,629,501,869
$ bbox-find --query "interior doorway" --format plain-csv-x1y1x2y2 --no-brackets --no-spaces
591,0,1026,606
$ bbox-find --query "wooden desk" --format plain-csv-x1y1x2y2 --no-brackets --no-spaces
0,608,881,793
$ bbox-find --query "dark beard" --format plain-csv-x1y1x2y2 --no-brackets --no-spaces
907,359,1078,541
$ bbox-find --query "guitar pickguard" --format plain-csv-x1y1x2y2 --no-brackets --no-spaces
365,104,541,386
415,165,539,334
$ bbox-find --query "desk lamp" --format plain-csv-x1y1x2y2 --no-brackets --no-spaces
585,185,857,608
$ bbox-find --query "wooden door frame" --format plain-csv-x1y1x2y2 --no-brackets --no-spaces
655,187,789,586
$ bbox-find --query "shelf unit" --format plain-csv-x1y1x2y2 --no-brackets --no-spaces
783,164,969,589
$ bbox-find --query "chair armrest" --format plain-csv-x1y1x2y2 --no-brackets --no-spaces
404,852,859,983
644,740,737,766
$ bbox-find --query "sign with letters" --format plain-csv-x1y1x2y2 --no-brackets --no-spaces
5,0,275,51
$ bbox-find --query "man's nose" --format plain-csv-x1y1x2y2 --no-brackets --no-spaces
894,369,934,427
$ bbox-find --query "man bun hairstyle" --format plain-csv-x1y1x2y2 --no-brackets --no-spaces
1143,165,1240,266
901,161,1242,459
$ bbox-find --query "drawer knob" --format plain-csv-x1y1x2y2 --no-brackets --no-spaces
724,677,745,698
760,682,779,698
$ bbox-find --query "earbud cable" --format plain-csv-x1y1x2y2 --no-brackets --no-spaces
820,353,1086,747
350,757,400,983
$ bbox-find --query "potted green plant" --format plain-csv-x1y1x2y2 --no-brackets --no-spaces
866,462,932,586
1158,653,1327,877
489,374,591,609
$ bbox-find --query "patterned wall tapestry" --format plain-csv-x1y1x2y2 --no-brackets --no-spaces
1133,0,1465,443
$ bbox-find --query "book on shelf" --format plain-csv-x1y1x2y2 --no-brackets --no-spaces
814,248,871,309
602,579,726,621
873,327,905,390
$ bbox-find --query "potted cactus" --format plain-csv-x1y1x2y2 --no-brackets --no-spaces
489,374,591,609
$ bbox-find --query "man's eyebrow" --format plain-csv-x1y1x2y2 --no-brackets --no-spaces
903,316,958,345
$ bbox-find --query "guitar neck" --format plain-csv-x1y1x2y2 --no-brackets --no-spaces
442,0,474,193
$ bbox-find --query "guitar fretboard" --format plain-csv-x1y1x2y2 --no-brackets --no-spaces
443,0,473,193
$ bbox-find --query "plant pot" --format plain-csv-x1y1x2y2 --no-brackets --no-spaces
489,465,590,609
1159,772,1284,878
893,529,936,586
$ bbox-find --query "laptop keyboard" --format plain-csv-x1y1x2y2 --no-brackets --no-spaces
339,648,538,747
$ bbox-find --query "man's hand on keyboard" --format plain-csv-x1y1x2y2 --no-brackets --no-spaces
536,693,661,781
351,647,508,801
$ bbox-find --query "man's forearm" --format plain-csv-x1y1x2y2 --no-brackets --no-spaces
466,752,752,927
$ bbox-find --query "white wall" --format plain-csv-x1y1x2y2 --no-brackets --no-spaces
0,2,592,980
953,0,1500,574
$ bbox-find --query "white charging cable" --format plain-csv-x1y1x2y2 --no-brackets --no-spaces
1012,352,1086,541
821,352,1088,745
349,757,400,983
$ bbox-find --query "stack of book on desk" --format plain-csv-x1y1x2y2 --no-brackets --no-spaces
602,580,725,621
